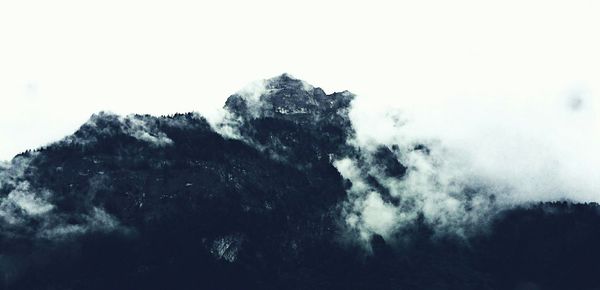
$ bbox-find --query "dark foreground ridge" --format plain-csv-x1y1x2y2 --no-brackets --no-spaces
1,74,600,290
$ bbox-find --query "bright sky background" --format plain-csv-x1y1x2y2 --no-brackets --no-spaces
1,0,599,160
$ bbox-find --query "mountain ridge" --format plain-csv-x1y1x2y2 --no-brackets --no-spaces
1,74,600,290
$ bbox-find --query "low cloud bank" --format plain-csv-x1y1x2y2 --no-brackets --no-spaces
337,86,600,240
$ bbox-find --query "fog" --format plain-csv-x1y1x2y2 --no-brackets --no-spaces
337,86,599,239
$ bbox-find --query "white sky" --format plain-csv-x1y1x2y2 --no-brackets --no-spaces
1,0,599,160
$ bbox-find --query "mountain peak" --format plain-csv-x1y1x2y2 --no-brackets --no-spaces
224,74,354,127
263,73,315,91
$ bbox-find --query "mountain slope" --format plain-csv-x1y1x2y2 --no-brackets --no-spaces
1,74,600,290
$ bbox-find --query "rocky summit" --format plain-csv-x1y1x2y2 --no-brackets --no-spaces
1,74,600,290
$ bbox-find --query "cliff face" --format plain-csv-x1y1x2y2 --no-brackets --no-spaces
1,75,600,290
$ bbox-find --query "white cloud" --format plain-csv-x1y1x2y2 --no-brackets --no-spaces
0,154,124,239
38,207,123,240
337,84,600,240
62,113,174,147
0,155,55,224
5,182,54,216
121,115,173,147
360,192,398,239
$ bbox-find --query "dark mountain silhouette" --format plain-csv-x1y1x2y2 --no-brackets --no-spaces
1,74,600,290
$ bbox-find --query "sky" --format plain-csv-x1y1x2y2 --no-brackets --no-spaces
1,0,600,161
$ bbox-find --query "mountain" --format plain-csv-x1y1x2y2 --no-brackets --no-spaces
1,74,600,290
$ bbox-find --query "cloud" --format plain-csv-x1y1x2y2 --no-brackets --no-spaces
0,174,125,285
206,108,244,140
0,155,53,224
233,78,272,119
61,112,174,147
355,192,400,239
335,84,600,241
0,154,124,240
2,181,53,217
0,151,129,285
37,207,123,240
334,146,498,241
208,74,322,142
205,76,279,141
122,115,173,147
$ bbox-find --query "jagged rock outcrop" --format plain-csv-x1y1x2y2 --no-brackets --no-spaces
225,73,354,128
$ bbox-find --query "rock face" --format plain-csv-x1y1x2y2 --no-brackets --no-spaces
1,74,600,290
225,73,354,128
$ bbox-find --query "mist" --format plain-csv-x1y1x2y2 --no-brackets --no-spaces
337,82,600,239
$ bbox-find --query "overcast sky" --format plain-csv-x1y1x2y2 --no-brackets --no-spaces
1,0,599,160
